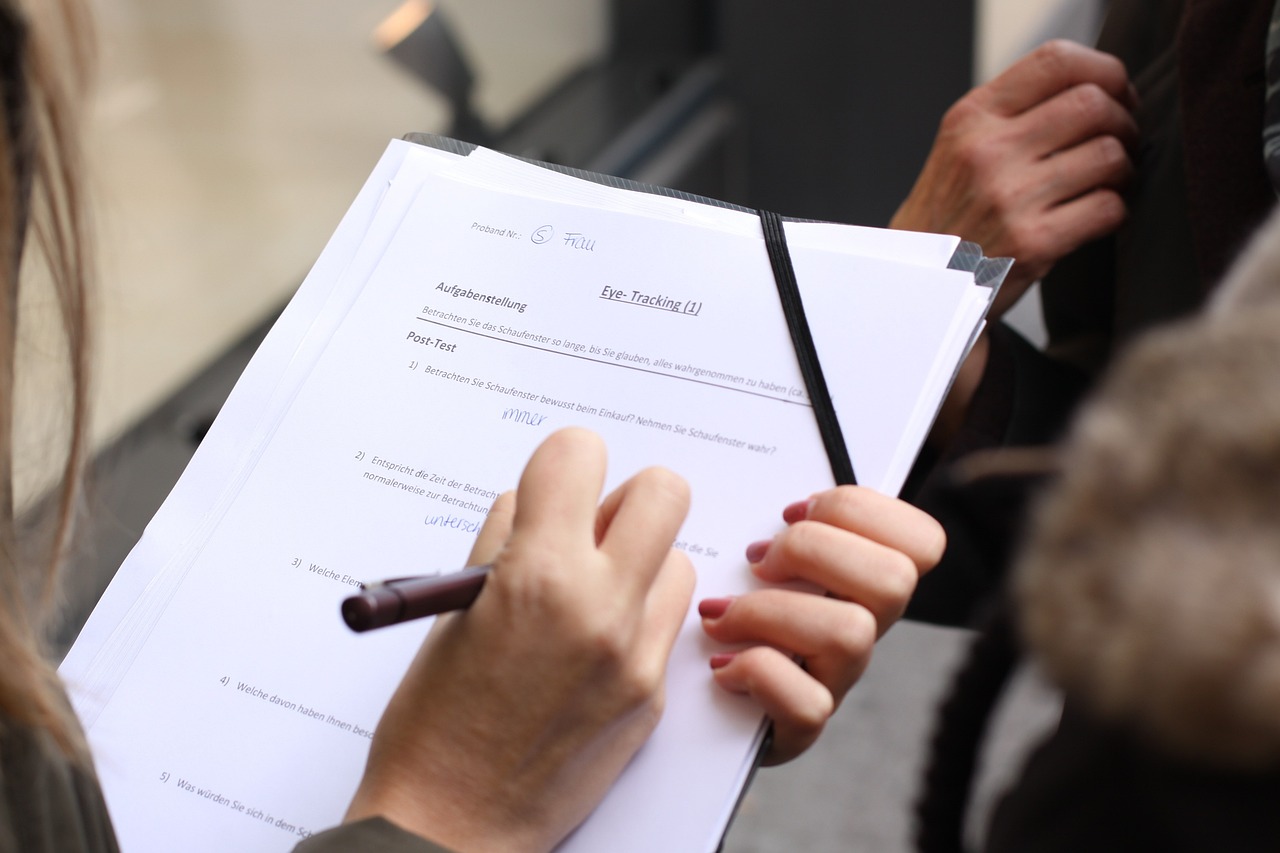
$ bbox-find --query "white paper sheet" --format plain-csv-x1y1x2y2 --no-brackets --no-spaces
60,140,996,853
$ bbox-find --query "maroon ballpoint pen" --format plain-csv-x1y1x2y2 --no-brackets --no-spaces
341,564,492,632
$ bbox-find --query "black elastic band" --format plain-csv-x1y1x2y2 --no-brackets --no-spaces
758,209,857,486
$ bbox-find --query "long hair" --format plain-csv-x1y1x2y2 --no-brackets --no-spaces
0,0,92,759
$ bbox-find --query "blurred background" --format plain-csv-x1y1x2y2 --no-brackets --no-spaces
66,1,1104,850
84,0,1104,455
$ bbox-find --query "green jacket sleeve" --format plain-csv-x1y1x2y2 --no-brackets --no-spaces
0,717,120,853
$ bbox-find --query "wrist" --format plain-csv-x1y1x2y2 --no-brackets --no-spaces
888,197,925,233
345,772,538,853
929,330,990,450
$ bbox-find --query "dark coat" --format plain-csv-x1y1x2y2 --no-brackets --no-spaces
909,2,1280,850
906,0,1276,625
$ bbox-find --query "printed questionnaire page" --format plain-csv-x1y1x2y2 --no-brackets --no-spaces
87,168,837,852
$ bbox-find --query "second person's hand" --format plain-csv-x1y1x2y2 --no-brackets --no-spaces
699,486,945,764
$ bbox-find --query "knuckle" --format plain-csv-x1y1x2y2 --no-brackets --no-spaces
830,607,877,659
919,521,947,572
1038,38,1075,57
1031,40,1129,96
736,643,774,670
730,646,772,691
489,490,516,514
495,543,566,599
940,97,982,133
986,170,1039,218
1102,62,1130,95
560,607,634,666
955,133,1006,177
635,693,665,729
636,465,691,510
594,624,636,667
937,106,1008,173
793,691,836,733
666,548,697,591
640,466,691,499
1093,189,1127,226
615,657,664,709
822,484,870,521
1084,46,1128,91
1091,134,1128,172
985,177,1016,210
1068,82,1112,125
880,551,921,606
1003,218,1052,258
776,519,827,564
1031,38,1074,78
1071,191,1128,243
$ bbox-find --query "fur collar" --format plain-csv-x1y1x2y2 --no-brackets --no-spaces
1015,204,1280,768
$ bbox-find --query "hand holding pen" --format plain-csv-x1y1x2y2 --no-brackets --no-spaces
343,428,695,852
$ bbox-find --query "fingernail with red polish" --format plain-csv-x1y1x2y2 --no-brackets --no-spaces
698,597,733,620
745,539,771,563
782,499,812,524
710,653,737,670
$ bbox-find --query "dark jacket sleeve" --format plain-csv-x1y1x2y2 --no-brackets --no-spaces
986,703,1280,853
295,817,457,853
902,322,1088,626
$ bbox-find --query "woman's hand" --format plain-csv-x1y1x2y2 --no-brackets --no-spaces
345,428,695,852
891,39,1137,318
699,486,945,764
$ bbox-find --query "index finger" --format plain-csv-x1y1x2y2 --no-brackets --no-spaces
795,486,945,573
978,39,1135,117
466,490,516,566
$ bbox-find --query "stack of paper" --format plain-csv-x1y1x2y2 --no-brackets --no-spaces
59,136,1003,852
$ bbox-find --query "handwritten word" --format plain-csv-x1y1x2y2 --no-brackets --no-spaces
425,514,482,534
563,232,595,251
502,408,548,426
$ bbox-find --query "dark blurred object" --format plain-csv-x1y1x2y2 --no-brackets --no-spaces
375,1,493,146
376,0,975,224
719,1,974,225
377,0,734,198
